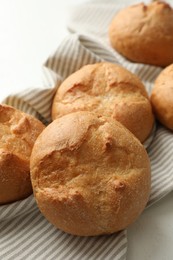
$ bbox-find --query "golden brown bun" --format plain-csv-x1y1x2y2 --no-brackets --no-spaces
52,62,154,143
31,111,151,236
151,64,173,130
0,104,45,204
109,1,173,67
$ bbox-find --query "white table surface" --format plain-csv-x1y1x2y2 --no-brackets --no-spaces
0,0,173,259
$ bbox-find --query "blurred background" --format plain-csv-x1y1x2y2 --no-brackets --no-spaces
0,0,84,99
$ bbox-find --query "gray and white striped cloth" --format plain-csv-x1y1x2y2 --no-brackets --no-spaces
0,1,173,259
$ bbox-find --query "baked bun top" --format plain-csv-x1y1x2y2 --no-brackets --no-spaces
151,64,173,130
0,104,45,204
31,111,151,236
109,1,173,67
52,62,154,143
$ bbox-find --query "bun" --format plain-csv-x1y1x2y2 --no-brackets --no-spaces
30,111,151,236
109,1,173,67
52,62,154,143
0,104,45,204
151,64,173,130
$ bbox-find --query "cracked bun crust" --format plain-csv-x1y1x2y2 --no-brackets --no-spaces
31,111,151,236
0,104,45,204
151,64,173,130
52,62,154,143
109,1,173,67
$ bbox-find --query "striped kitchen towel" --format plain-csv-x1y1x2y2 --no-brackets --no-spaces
0,1,173,259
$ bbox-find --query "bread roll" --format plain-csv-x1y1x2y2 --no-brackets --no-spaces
52,62,154,143
31,111,151,236
0,104,45,204
151,64,173,130
109,1,173,67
